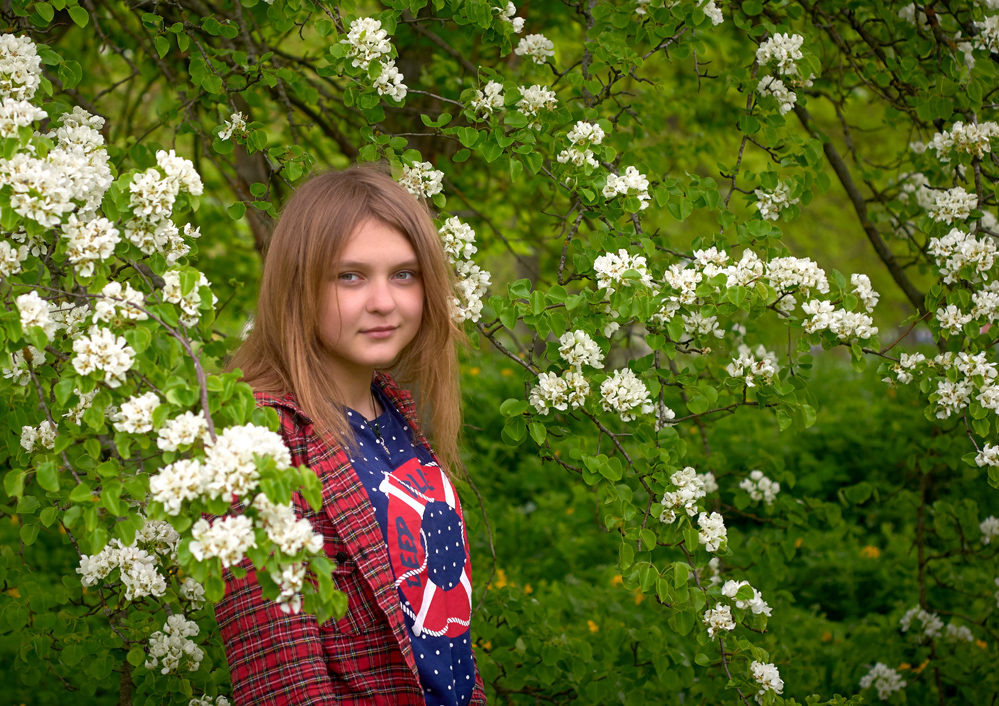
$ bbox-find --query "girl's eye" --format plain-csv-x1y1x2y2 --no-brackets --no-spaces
396,270,418,280
338,273,359,282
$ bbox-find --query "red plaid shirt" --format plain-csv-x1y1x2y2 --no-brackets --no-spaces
213,372,488,705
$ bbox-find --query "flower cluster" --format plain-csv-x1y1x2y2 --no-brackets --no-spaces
516,85,558,128
721,579,772,615
726,350,777,388
0,33,42,101
71,325,137,387
603,166,651,210
189,515,257,568
600,368,654,422
62,215,120,277
156,411,210,452
981,515,999,544
754,181,799,219
125,149,203,265
593,249,654,294
557,120,606,169
928,186,977,224
757,76,796,115
927,121,999,159
219,111,246,141
702,604,736,637
494,2,526,32
899,605,944,642
439,217,478,263
145,615,203,675
20,420,55,453
470,80,505,116
203,424,291,502
975,443,999,468
859,663,907,701
400,161,444,199
111,391,160,434
453,259,491,324
16,290,59,341
76,522,179,601
180,577,206,609
750,661,784,704
659,467,706,524
373,59,407,102
341,17,391,69
161,267,217,327
756,33,805,76
514,34,554,65
698,511,728,552
802,300,879,342
558,330,604,371
739,470,780,505
94,282,147,323
927,227,996,284
529,370,589,414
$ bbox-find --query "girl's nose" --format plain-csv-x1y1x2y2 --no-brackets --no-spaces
367,277,395,312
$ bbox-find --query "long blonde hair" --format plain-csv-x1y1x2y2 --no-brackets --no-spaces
225,163,466,474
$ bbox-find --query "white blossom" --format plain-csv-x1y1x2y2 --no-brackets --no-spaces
252,494,324,557
603,166,650,210
927,227,996,284
754,181,799,220
945,622,975,642
975,15,999,54
928,186,977,224
162,269,217,327
851,273,880,312
71,325,136,387
219,111,246,141
452,258,491,323
189,515,257,568
20,420,55,453
439,217,477,262
156,411,210,452
529,370,589,414
756,33,805,76
900,605,944,642
558,330,604,371
0,34,42,101
494,2,526,32
111,391,160,434
593,249,654,294
976,444,999,468
180,577,206,610
62,215,120,277
150,459,205,515
341,17,392,70
372,59,408,102
516,85,558,128
927,121,999,159
0,97,45,137
750,661,784,704
659,467,706,523
726,352,777,388
203,423,291,503
702,0,724,25
698,511,727,552
720,580,771,615
470,80,505,116
0,239,28,277
600,368,654,421
16,290,59,340
145,615,203,675
94,281,147,323
663,263,702,305
702,604,736,637
982,516,999,544
934,378,973,419
682,311,725,339
514,34,555,65
2,345,46,386
400,161,444,199
698,472,718,494
860,663,907,701
757,76,796,115
739,470,780,505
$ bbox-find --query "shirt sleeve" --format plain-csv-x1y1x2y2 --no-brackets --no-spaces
212,404,337,706
469,664,488,705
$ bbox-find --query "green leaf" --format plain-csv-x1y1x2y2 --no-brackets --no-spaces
35,461,59,492
126,646,146,667
205,574,225,603
154,35,170,58
68,6,89,27
228,201,247,220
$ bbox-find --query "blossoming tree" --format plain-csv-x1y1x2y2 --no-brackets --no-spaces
1,0,998,704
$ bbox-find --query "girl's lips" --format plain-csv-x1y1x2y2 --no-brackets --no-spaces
362,327,396,338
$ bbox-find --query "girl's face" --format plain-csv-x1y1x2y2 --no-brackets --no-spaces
319,218,424,378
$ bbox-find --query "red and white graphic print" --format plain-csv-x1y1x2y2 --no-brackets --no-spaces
379,457,472,638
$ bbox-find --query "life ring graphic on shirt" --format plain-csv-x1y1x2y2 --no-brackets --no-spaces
379,458,471,638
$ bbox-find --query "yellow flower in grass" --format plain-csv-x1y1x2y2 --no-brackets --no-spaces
587,620,599,632
861,545,881,559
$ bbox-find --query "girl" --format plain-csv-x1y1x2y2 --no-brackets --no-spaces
216,164,487,706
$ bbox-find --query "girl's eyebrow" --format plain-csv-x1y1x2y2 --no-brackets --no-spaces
337,259,420,269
